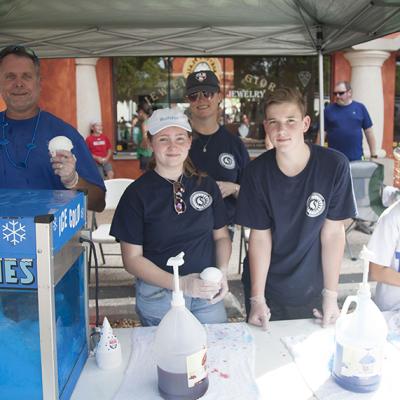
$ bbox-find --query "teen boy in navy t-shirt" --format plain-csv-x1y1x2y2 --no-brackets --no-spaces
236,87,356,328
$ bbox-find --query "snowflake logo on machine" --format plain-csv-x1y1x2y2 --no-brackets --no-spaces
2,219,27,246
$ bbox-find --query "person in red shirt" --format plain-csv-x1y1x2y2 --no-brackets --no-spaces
86,122,114,179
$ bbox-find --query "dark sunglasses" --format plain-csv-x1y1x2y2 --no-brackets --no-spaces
187,91,215,102
0,45,39,65
333,90,348,96
173,181,186,215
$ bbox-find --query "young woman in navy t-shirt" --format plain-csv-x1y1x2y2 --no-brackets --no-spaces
110,108,231,326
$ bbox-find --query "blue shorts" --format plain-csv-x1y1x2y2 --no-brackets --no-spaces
135,279,227,326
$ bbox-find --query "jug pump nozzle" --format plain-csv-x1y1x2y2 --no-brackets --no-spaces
166,251,185,306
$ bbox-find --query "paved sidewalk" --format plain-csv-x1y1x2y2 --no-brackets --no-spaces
87,212,374,325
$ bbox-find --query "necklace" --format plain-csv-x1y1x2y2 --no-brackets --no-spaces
0,110,41,169
201,135,213,153
194,128,218,153
194,133,215,153
160,173,186,215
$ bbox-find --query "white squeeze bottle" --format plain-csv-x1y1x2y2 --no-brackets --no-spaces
332,246,388,393
153,252,209,400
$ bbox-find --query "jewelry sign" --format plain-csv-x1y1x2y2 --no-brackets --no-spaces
228,74,277,100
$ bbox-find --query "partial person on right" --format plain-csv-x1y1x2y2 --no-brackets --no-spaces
366,199,400,311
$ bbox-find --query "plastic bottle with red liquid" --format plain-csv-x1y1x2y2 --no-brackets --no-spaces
153,252,209,400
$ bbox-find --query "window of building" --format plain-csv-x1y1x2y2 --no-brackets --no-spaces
114,55,330,154
114,57,169,152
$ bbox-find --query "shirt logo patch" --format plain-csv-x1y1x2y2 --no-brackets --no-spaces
190,191,213,211
306,192,325,218
218,153,235,170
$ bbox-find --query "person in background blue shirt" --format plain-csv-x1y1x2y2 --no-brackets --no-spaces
322,81,377,161
0,45,105,211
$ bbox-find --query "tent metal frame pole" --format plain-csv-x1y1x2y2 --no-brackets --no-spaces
95,26,210,54
370,7,400,34
323,3,374,49
318,50,325,146
208,26,303,52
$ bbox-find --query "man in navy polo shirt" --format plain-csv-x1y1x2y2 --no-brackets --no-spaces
236,87,356,328
323,81,377,161
186,70,250,238
0,45,105,211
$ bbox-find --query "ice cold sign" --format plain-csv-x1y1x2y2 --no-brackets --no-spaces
57,203,82,237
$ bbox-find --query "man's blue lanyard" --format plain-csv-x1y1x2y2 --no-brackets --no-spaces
0,110,41,169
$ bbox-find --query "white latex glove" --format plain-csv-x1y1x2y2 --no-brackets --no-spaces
313,289,340,328
180,273,220,299
248,295,271,331
209,268,229,304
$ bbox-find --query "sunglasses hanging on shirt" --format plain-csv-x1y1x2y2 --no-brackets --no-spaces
172,181,186,215
161,174,186,215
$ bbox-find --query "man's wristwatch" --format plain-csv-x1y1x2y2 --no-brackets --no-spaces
371,154,378,159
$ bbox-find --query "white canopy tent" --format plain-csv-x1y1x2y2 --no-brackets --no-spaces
0,0,399,138
0,0,399,57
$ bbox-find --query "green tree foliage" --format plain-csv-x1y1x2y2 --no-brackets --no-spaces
115,57,168,101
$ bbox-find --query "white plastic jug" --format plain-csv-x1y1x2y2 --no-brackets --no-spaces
332,247,388,393
153,252,209,400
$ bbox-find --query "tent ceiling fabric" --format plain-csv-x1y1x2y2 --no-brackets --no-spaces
0,0,399,58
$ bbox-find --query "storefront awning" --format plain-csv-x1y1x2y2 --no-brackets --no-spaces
0,0,399,58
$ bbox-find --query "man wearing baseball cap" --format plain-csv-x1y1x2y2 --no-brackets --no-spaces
186,70,250,239
111,107,231,326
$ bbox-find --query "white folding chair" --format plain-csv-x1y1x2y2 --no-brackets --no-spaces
89,178,134,268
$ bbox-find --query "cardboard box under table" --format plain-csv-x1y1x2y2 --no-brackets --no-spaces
0,189,89,400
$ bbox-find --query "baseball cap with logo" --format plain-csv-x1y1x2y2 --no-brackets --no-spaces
147,108,192,136
186,70,220,95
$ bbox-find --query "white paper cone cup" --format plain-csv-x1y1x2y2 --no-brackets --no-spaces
48,136,73,156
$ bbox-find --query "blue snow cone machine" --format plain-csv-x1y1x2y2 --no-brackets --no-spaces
0,189,89,400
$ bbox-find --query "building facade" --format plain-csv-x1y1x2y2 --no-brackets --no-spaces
0,35,399,181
